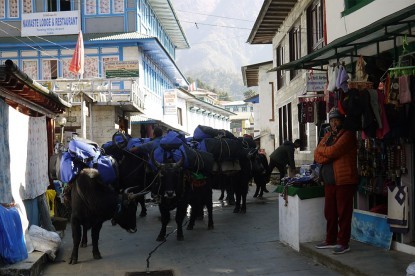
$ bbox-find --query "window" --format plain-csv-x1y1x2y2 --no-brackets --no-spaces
85,0,96,14
42,59,58,80
177,107,183,126
232,107,238,112
8,0,18,18
113,0,124,13
22,60,38,79
23,0,32,14
48,0,71,12
278,103,292,145
289,24,301,80
85,0,124,15
84,57,99,78
242,106,247,112
99,0,110,14
276,45,285,90
342,0,374,16
307,0,324,53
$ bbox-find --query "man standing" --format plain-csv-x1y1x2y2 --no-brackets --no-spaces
314,108,358,254
267,139,301,181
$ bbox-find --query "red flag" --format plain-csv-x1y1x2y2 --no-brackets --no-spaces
69,30,84,76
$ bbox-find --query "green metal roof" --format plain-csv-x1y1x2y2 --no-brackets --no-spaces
270,4,415,72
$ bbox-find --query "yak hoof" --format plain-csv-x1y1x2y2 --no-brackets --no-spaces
208,223,214,230
186,224,194,230
111,218,117,226
177,235,184,241
69,257,78,265
80,242,87,248
240,208,246,214
139,210,147,217
233,207,240,213
156,236,166,242
93,252,102,259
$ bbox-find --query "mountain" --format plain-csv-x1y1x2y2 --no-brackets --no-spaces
173,0,272,100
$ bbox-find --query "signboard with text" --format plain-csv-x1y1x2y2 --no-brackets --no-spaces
21,10,80,36
104,61,139,78
306,72,327,92
164,90,177,116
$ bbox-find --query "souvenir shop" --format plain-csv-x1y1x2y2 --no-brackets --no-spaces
333,46,414,242
304,43,415,251
277,6,415,251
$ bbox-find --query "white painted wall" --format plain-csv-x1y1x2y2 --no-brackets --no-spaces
326,0,414,43
257,63,277,157
278,195,326,251
269,0,316,165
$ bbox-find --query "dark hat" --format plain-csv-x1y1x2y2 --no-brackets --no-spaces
328,108,344,120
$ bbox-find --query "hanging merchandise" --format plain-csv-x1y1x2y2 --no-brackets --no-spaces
398,75,411,104
305,101,314,123
327,65,339,92
336,65,349,92
357,138,407,195
355,56,368,81
387,185,409,233
388,78,400,105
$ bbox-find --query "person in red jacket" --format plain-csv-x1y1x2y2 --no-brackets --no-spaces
314,108,358,254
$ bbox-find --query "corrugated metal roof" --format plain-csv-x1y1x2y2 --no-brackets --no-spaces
148,0,190,49
89,33,153,41
247,0,297,44
241,60,273,87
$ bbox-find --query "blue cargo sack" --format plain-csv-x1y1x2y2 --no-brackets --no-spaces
68,138,100,163
126,137,151,151
94,155,118,185
160,130,186,150
149,147,184,172
0,205,28,264
60,152,83,183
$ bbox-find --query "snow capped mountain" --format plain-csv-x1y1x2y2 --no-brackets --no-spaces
173,0,272,99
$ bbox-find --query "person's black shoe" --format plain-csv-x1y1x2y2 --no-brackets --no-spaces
253,194,258,198
264,189,269,193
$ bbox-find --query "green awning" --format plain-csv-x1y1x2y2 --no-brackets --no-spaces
269,4,415,72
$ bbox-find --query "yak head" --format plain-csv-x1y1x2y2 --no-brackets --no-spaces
113,192,138,233
150,149,184,199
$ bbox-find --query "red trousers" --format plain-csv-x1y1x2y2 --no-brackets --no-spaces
324,184,356,246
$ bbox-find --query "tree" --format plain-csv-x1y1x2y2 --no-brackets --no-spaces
217,91,231,101
243,89,256,99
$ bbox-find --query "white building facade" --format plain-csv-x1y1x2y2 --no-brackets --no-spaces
246,0,415,254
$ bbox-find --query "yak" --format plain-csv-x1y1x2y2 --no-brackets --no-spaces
102,132,151,218
69,168,137,264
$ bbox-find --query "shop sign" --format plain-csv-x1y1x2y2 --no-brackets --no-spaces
21,11,80,36
104,61,139,78
163,90,177,115
306,72,327,92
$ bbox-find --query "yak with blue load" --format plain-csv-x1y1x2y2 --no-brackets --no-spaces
48,136,138,264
